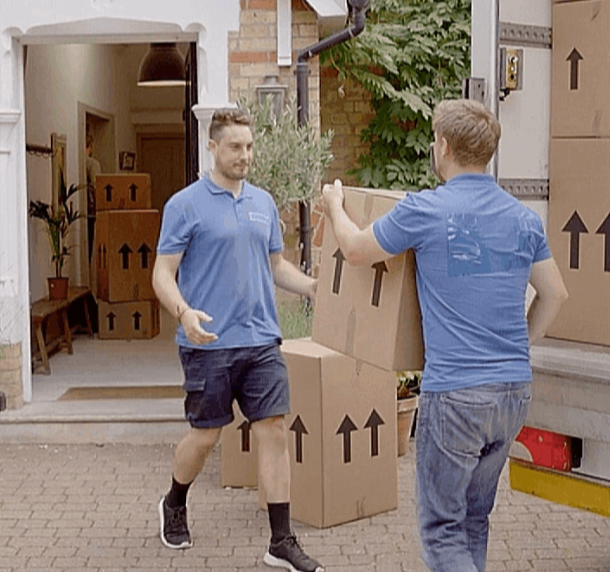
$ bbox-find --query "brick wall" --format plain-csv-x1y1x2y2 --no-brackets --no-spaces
229,1,374,276
229,0,321,268
320,66,374,188
229,0,320,124
311,66,375,272
0,343,24,410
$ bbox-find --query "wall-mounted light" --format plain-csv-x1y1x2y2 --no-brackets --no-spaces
256,75,288,120
137,43,186,87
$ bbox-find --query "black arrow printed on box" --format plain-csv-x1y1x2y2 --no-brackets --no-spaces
332,249,346,294
132,311,142,331
237,420,252,452
290,415,308,464
596,214,610,272
105,184,113,202
129,184,138,201
119,243,133,270
562,211,588,270
138,243,152,269
106,312,116,331
364,409,385,457
567,48,583,91
337,415,358,464
371,262,388,307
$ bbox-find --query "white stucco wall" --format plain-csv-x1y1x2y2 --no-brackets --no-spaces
0,1,241,400
25,43,137,302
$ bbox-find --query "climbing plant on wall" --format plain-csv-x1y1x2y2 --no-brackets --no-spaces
323,0,471,190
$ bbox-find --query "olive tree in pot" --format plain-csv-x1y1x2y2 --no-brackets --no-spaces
29,178,85,300
244,95,334,213
396,370,421,457
242,95,334,323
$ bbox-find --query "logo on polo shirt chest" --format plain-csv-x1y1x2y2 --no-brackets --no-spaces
248,211,271,227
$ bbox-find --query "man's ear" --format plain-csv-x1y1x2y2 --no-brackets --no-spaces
208,138,216,152
440,137,450,158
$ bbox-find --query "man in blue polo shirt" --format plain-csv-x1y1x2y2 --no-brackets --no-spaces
322,99,568,572
153,108,323,572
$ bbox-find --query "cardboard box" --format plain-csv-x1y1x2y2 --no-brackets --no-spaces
551,0,610,137
96,174,152,211
312,186,423,371
547,140,610,345
259,339,398,529
221,403,258,488
96,210,160,302
98,299,160,339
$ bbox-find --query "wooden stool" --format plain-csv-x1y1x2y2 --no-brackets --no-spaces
30,286,93,375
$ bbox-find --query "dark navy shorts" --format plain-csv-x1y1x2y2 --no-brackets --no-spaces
178,343,290,429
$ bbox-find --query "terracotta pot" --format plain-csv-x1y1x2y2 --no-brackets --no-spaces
48,277,69,300
397,395,418,457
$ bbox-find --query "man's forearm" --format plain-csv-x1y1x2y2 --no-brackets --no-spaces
152,268,189,320
326,201,362,262
273,257,315,297
527,293,565,345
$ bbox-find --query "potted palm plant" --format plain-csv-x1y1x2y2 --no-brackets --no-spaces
29,176,85,300
396,370,421,457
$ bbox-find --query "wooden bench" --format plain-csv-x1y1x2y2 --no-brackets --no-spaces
31,286,93,375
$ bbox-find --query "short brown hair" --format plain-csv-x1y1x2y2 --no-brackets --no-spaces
432,99,501,168
209,108,253,142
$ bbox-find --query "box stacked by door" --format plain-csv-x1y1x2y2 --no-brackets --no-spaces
94,173,160,340
222,186,424,528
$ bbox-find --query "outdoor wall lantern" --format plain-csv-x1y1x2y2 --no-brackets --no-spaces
256,75,288,119
137,43,186,87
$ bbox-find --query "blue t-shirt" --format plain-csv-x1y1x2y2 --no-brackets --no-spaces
373,173,552,392
156,176,284,349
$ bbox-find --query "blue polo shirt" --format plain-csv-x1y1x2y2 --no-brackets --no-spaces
373,174,552,392
156,176,284,349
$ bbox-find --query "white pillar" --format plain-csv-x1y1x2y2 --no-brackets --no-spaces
0,36,31,402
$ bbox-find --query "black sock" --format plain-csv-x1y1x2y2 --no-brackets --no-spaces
268,502,291,543
165,476,193,508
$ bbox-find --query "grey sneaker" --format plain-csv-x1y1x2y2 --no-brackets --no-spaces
263,534,324,572
158,496,193,549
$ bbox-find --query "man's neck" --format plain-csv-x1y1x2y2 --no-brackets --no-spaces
443,163,486,182
210,171,243,198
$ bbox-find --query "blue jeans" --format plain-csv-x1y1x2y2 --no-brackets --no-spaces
416,382,531,572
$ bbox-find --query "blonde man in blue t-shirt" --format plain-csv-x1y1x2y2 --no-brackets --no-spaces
322,99,568,572
153,108,323,572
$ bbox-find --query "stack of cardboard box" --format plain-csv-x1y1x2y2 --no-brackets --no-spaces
548,0,610,345
222,186,424,528
94,173,161,340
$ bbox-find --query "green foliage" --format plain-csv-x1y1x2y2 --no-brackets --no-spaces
29,174,86,278
242,96,335,210
323,0,471,190
396,370,422,399
277,297,313,340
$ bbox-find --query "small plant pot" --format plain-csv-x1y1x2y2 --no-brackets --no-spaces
397,395,418,457
48,277,69,300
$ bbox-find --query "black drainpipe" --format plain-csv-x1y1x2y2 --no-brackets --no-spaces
296,0,370,275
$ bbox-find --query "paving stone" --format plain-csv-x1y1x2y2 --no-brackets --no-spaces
0,443,609,571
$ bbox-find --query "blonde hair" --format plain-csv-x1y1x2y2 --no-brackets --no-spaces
432,99,501,168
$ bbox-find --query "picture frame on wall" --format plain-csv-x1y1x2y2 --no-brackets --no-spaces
119,151,136,171
51,133,67,211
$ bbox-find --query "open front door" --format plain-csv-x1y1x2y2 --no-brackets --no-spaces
185,42,199,186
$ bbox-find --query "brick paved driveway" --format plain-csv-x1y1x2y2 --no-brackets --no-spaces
0,443,609,571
